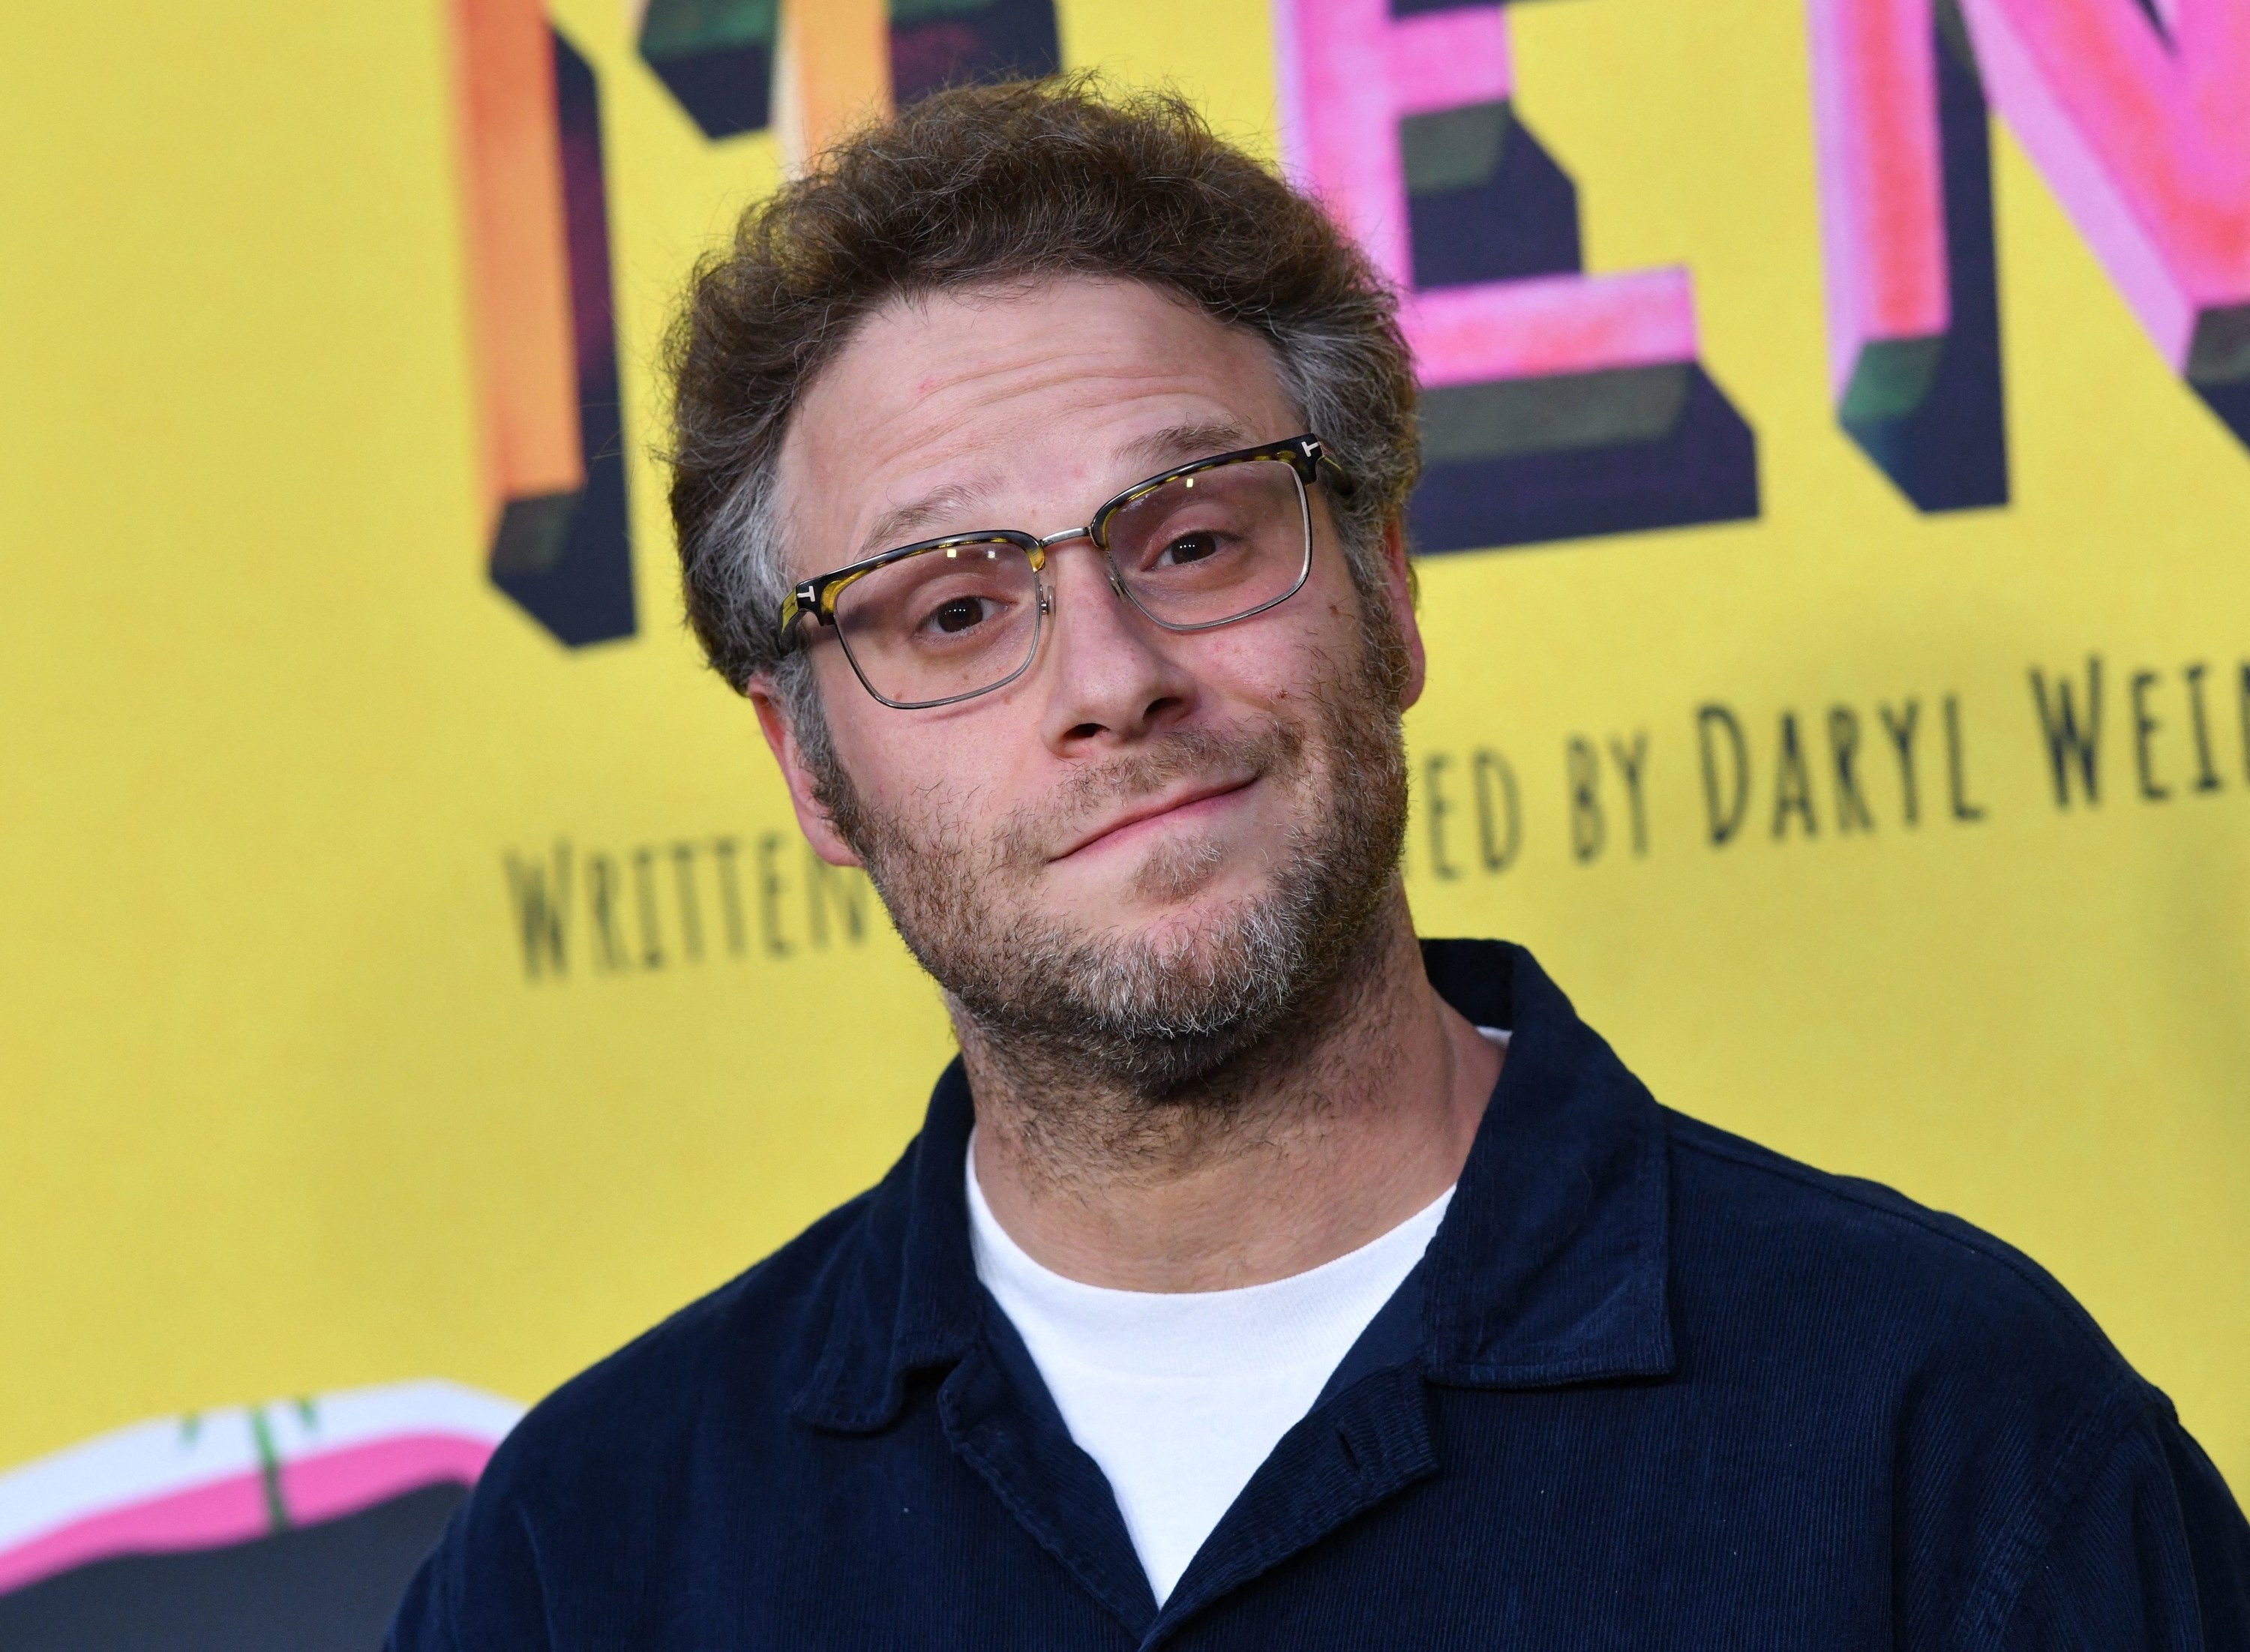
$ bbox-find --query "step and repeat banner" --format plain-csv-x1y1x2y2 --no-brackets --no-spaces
3,0,2245,1637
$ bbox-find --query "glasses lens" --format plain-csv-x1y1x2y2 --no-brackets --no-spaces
1104,458,1311,629
830,537,1041,706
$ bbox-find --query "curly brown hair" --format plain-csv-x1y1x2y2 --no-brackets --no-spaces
663,76,1420,724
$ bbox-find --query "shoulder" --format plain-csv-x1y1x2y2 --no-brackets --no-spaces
494,1186,876,1495
1660,1107,2133,1394
1652,1111,2217,1639
1658,1111,2186,1607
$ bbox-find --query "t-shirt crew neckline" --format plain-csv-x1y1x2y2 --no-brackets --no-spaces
964,1025,1505,1606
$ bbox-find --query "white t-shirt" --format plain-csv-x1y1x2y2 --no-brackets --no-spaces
964,1027,1504,1606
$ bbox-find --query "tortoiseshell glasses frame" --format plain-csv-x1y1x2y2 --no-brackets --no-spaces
774,434,1352,710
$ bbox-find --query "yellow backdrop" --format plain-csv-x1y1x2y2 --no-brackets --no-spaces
2,0,2242,1515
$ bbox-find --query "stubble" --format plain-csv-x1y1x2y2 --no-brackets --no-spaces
814,590,1414,1129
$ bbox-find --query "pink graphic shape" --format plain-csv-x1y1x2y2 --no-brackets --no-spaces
1389,8,1514,118
1958,0,2250,372
0,1471,273,1597
1273,0,1699,384
280,1433,497,1528
1406,269,1699,386
0,1434,496,1597
1804,0,1951,397
0,1382,520,1598
1811,0,2250,383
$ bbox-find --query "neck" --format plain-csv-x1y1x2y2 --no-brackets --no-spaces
958,884,1503,1291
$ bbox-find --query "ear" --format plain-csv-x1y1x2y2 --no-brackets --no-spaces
1377,517,1429,711
747,674,863,868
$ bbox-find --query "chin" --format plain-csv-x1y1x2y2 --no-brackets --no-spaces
1133,829,1274,904
1090,876,1278,955
1048,843,1262,927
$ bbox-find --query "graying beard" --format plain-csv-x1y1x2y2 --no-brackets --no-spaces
826,638,1409,1105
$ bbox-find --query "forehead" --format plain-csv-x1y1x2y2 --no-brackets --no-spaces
776,277,1300,572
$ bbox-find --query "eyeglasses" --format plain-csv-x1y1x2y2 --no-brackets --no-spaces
776,434,1351,709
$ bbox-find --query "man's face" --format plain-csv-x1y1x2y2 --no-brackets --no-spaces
762,277,1426,1095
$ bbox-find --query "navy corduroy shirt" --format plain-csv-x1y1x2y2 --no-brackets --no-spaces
390,940,2250,1648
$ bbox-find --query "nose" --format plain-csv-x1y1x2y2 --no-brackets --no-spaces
1035,542,1196,753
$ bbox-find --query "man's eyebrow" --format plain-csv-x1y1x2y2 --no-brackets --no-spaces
1113,421,1254,478
850,479,998,563
840,423,1253,566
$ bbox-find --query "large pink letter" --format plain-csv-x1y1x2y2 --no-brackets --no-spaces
1967,0,2250,385
1274,0,1758,552
1804,0,2008,508
1809,0,2250,497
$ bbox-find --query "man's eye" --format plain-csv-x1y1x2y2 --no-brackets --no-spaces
1157,532,1222,566
928,596,988,634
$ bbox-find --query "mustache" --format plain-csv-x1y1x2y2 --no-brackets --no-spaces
995,720,1306,872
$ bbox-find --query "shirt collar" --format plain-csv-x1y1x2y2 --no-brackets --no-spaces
792,940,1673,1432
1414,940,1674,1386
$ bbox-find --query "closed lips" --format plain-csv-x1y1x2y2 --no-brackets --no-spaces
1053,776,1257,860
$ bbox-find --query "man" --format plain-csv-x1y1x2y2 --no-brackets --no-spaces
392,81,2248,1648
